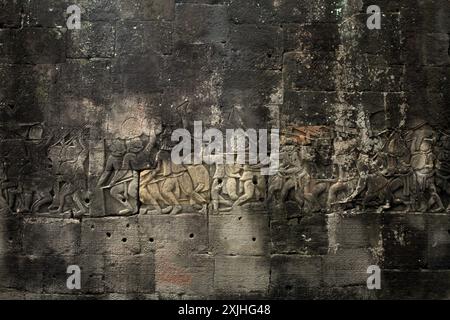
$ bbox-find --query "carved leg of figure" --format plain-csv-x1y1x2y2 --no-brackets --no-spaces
142,183,172,214
0,189,9,213
267,185,278,202
280,179,295,202
429,185,445,213
179,173,206,208
310,183,327,211
256,176,266,201
146,190,163,214
234,180,255,207
18,192,34,213
267,175,282,202
293,191,305,211
31,191,52,213
225,178,239,201
49,180,60,210
110,183,126,203
72,191,88,217
119,179,139,215
55,183,75,213
110,183,134,215
327,181,347,208
128,178,138,200
7,191,17,212
211,179,221,212
161,178,182,214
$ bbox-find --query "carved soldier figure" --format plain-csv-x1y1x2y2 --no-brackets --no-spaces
97,140,128,212
234,164,266,207
107,138,143,215
48,132,89,215
410,130,444,212
17,133,54,214
327,130,359,208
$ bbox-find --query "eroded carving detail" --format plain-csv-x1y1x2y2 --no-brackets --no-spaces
0,124,90,216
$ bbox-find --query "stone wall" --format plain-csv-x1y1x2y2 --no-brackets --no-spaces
0,0,449,299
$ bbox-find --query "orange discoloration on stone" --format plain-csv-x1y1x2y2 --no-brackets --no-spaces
284,126,330,145
157,257,192,286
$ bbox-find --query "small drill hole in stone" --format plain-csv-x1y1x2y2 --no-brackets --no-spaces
126,223,130,228
189,233,194,239
238,217,242,220
448,230,450,235
149,238,154,243
90,225,95,230
106,232,111,238
122,238,127,243
252,237,256,242
8,237,13,242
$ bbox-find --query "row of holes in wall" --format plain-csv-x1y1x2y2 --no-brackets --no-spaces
87,216,259,243
88,224,258,243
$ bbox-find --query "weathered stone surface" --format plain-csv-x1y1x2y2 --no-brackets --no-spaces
323,248,378,287
0,0,449,300
174,4,228,45
139,214,208,254
283,52,336,92
23,218,80,256
327,213,381,250
209,214,269,256
117,0,175,21
104,254,155,293
66,22,115,58
379,270,450,299
0,0,24,27
0,28,65,64
283,91,337,125
116,21,173,56
271,215,328,255
427,214,450,269
0,217,22,255
229,24,283,70
55,59,113,110
155,251,213,297
81,217,140,255
269,255,322,298
214,256,270,296
23,0,69,27
381,214,428,269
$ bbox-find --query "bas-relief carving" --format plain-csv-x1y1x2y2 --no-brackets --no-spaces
209,162,266,213
268,126,333,217
138,144,266,215
96,138,147,215
269,123,450,216
48,129,90,216
0,119,448,218
139,151,211,215
0,124,90,217
93,113,162,216
338,123,447,213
